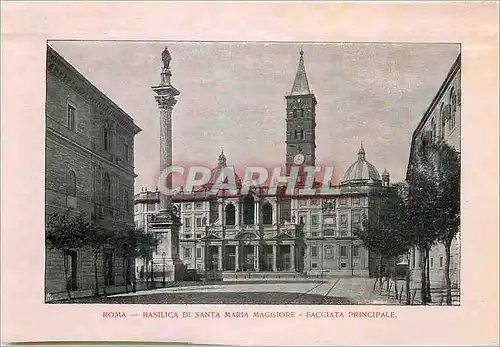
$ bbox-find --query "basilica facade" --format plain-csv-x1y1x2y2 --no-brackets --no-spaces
134,49,394,279
171,147,391,278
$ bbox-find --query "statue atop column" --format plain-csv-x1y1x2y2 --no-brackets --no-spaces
162,47,171,70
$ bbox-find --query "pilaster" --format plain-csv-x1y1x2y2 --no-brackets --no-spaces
235,245,240,271
218,201,224,225
218,245,223,270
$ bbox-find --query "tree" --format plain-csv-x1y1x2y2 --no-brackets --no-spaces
113,227,136,293
113,227,158,292
406,158,441,304
356,187,410,301
435,143,460,305
46,209,88,299
86,216,114,297
133,230,158,289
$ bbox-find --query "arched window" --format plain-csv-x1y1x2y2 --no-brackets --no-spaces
242,196,255,225
262,202,273,225
419,134,426,156
67,104,76,131
66,170,76,197
440,103,446,140
225,204,235,226
431,118,436,143
103,173,111,207
450,87,457,129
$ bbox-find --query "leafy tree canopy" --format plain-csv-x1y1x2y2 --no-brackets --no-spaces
356,187,410,258
46,209,88,251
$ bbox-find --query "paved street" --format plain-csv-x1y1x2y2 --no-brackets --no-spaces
64,278,400,305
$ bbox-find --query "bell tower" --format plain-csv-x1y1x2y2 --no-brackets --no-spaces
285,49,317,178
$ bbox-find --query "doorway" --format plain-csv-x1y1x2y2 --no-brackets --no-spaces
104,251,114,286
241,245,255,271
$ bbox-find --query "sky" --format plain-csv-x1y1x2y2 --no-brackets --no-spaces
49,41,460,193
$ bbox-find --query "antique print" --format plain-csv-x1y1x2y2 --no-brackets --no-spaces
44,41,461,306
2,2,498,346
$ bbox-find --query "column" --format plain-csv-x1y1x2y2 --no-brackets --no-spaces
253,201,257,225
254,245,260,272
218,245,223,271
290,245,295,271
235,244,240,271
272,244,278,271
153,74,179,212
218,202,223,225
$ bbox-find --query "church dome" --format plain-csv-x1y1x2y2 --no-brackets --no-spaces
341,143,381,184
206,166,242,188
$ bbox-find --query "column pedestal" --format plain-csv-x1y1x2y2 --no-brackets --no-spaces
149,216,185,282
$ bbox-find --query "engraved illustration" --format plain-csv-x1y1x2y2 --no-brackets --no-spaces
45,42,461,305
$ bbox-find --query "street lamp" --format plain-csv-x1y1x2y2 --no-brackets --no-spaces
162,252,166,286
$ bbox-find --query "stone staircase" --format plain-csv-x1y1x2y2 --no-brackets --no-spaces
222,271,309,281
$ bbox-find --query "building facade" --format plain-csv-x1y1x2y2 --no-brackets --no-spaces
45,45,141,299
407,54,461,288
134,50,394,279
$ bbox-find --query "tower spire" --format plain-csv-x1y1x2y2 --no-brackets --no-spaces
290,48,311,96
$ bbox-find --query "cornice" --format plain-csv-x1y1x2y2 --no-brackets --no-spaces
413,54,461,142
406,53,461,179
46,45,142,135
